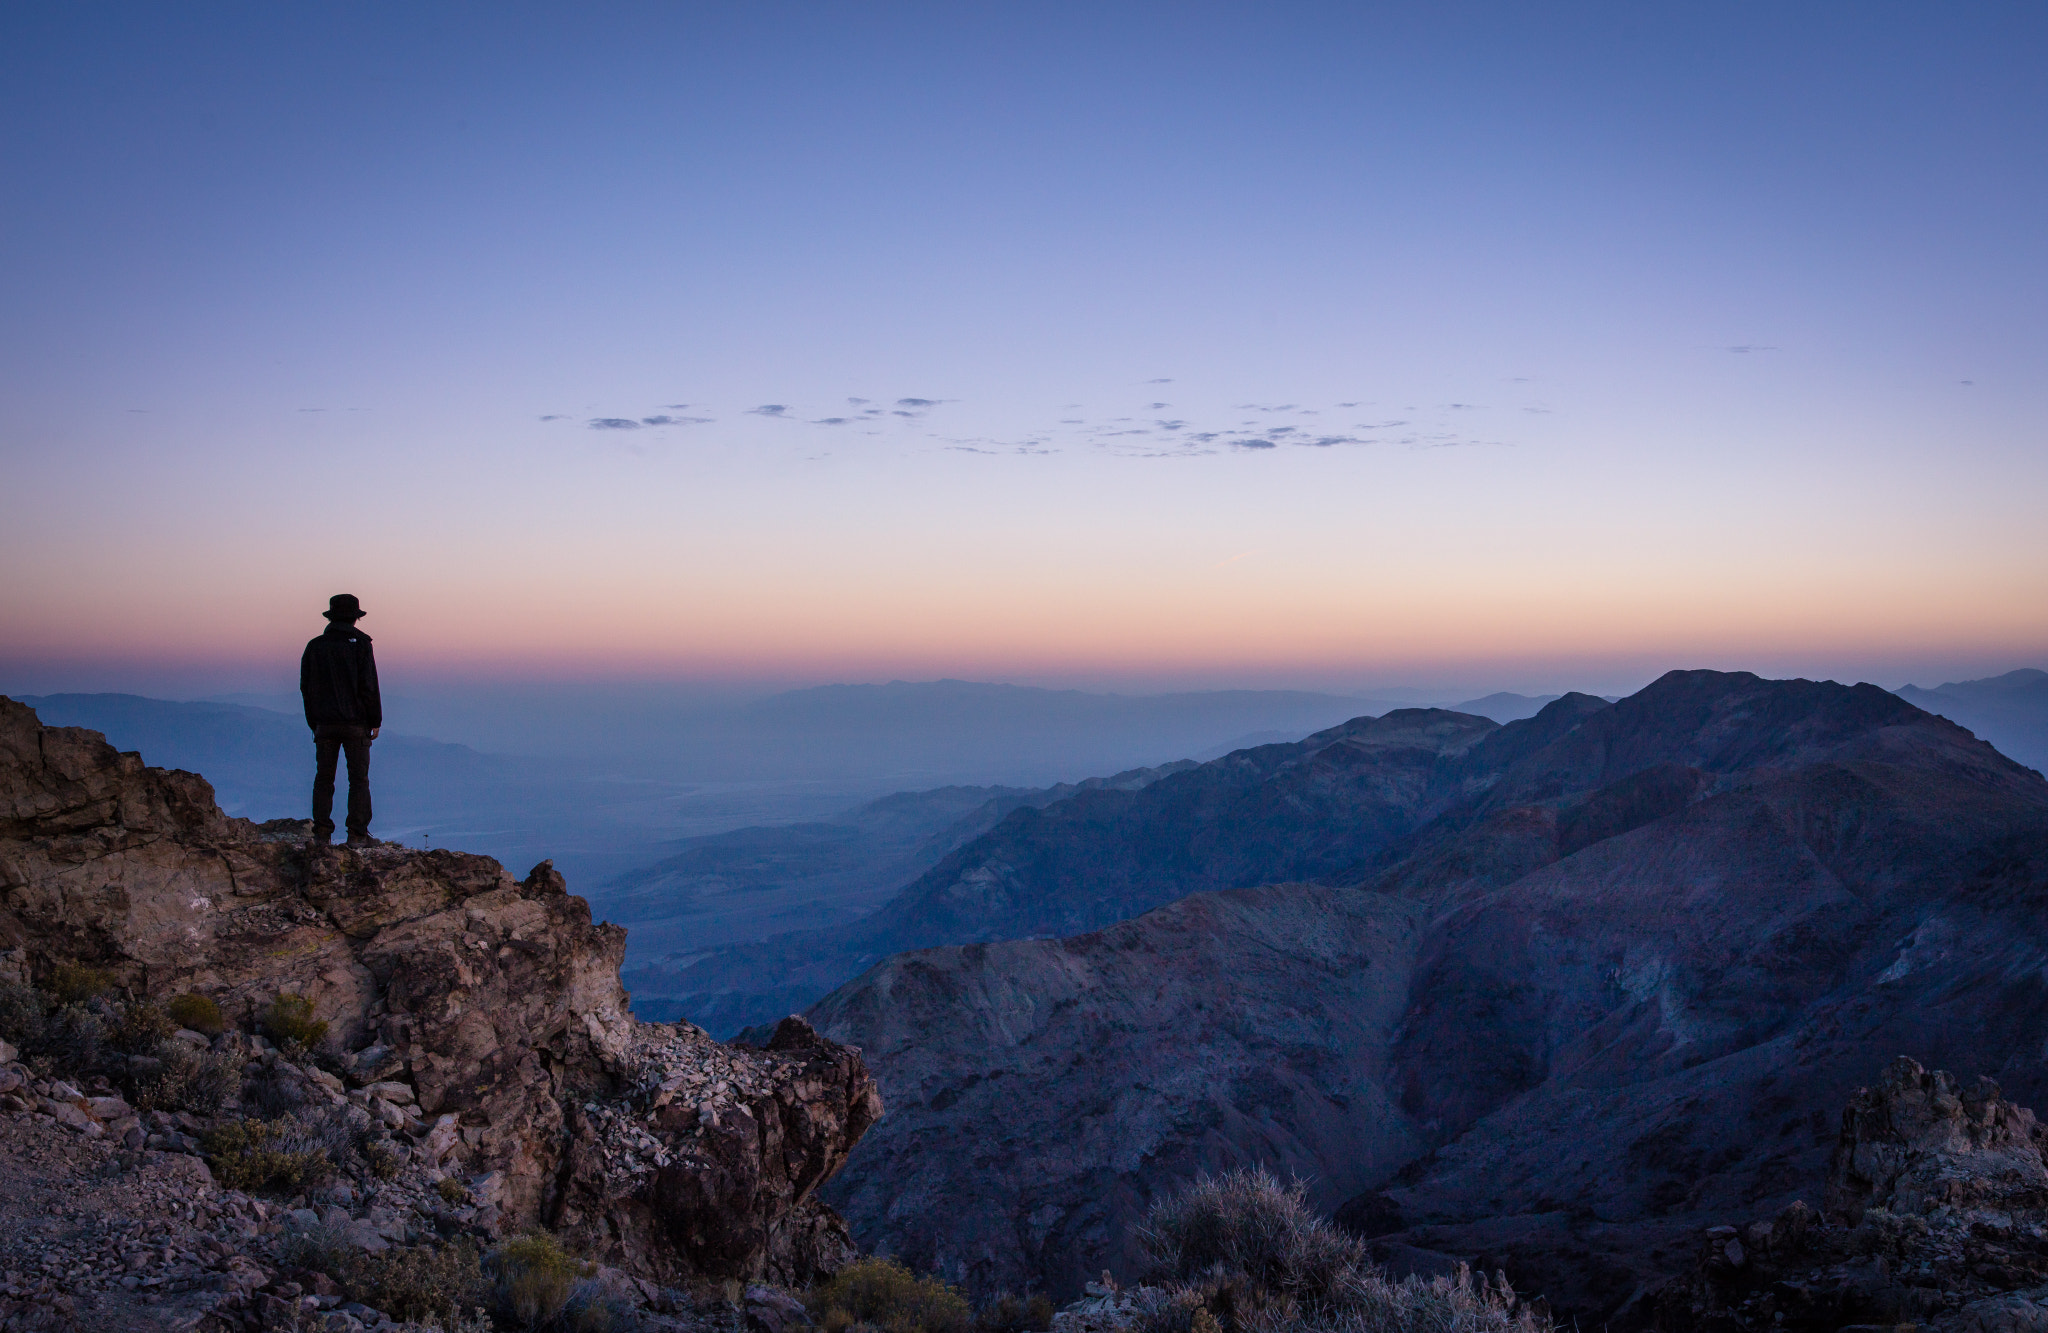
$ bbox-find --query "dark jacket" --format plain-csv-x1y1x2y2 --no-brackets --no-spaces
301,623,383,730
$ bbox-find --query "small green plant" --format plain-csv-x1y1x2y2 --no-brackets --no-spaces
168,991,225,1035
486,1232,590,1330
264,993,330,1049
202,1117,334,1194
437,1177,472,1206
807,1257,974,1333
45,963,115,1004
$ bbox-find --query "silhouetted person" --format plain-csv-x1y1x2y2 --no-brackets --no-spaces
301,593,382,845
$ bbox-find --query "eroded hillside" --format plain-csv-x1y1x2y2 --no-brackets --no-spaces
806,671,2048,1321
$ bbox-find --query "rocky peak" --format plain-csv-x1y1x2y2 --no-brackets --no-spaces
0,695,878,1286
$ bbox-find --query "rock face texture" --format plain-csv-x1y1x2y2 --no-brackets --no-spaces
808,671,2048,1320
1660,1057,2048,1333
553,1015,882,1285
0,695,876,1284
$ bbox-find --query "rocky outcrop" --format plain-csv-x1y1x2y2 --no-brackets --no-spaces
0,695,877,1284
1658,1057,2048,1333
552,1015,881,1285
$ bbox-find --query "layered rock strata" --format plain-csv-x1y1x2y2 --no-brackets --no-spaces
0,695,877,1284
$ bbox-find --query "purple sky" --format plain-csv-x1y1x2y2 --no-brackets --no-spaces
4,3,2045,701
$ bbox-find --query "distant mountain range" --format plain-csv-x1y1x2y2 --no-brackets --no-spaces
1894,668,2048,771
608,761,1197,966
801,670,2048,1322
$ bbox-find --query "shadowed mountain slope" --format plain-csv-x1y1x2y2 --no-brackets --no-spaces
634,708,1508,1035
805,670,2048,1324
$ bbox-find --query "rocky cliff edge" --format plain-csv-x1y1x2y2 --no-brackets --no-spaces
0,695,881,1286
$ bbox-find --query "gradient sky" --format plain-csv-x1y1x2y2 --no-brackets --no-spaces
4,2,2045,700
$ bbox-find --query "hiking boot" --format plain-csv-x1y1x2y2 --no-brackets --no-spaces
344,832,378,848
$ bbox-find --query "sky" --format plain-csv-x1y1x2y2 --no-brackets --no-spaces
4,1,2046,703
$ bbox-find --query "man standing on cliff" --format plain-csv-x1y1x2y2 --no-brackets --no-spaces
300,593,382,846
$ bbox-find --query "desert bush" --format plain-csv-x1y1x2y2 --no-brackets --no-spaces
0,983,107,1073
438,1176,472,1205
168,991,225,1034
807,1257,973,1333
202,1116,335,1194
282,1222,362,1278
1234,1265,1545,1333
1138,1169,1362,1305
244,1061,311,1117
486,1231,593,1330
976,1291,1057,1333
45,963,115,1004
342,1240,486,1327
366,1139,405,1179
0,981,48,1047
397,1312,494,1333
111,999,176,1052
126,1037,237,1114
1134,1171,1547,1333
33,1001,106,1072
264,993,330,1049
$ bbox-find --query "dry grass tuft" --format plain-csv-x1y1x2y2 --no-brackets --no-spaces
1134,1169,1547,1333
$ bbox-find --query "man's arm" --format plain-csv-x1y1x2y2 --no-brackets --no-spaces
359,640,383,737
300,643,317,730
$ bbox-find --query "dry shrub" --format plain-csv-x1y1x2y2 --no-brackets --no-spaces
264,993,330,1049
27,1001,105,1073
127,1037,237,1114
976,1291,1056,1333
437,1177,473,1206
46,963,115,1004
486,1232,591,1330
0,982,48,1047
1139,1169,1360,1304
168,992,225,1034
202,1116,335,1194
807,1257,973,1333
1235,1266,1545,1333
343,1240,486,1327
1134,1170,1547,1333
366,1139,405,1179
111,1000,176,1052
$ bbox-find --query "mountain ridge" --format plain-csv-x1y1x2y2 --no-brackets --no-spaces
803,669,2048,1322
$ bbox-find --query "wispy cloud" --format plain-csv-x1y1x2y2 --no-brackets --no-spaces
749,404,790,417
588,418,642,430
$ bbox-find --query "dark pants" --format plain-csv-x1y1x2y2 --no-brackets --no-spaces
312,724,373,841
